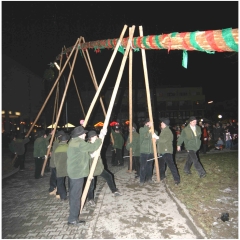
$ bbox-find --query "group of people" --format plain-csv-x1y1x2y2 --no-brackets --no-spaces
112,116,207,187
9,115,237,227
32,124,121,226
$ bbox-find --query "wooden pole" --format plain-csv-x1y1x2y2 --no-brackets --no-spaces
51,83,59,129
139,26,160,182
128,27,133,172
63,44,86,117
80,37,114,144
26,38,80,137
80,25,135,213
41,38,80,176
82,25,128,128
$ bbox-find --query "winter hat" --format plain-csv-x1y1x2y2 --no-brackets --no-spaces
88,130,98,139
71,126,88,138
55,130,65,138
160,118,170,126
144,118,150,124
189,116,197,122
59,134,70,142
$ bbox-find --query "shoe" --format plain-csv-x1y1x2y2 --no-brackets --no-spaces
113,190,122,197
139,182,144,187
67,220,85,226
61,197,68,201
175,181,180,185
161,178,166,183
56,194,60,199
135,175,139,179
147,179,154,184
88,200,96,206
184,171,192,175
200,173,206,178
49,188,57,195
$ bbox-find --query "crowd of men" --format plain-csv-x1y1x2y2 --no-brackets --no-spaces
7,117,238,227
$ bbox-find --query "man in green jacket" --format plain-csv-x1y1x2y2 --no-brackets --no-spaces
139,118,156,186
111,125,124,166
49,130,65,196
33,130,51,179
12,133,30,171
87,130,121,207
67,126,106,226
126,123,140,178
177,116,206,178
53,133,70,201
153,118,180,185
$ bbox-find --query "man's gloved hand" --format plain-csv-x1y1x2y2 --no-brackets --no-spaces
99,128,107,139
152,133,159,139
90,151,97,158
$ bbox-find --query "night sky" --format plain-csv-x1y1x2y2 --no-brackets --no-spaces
2,1,238,103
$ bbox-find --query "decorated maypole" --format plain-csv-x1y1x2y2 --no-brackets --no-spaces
56,28,238,61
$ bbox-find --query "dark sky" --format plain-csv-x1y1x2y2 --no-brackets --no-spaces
2,1,238,103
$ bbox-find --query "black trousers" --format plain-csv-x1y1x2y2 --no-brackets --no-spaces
14,154,25,170
184,150,206,176
49,167,57,192
112,148,123,165
87,169,117,200
68,177,84,223
158,153,180,182
34,157,44,179
57,176,70,200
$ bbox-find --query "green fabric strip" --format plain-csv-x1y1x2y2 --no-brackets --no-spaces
110,39,114,48
133,37,138,48
143,36,151,49
190,31,205,51
190,31,215,54
155,35,164,49
171,32,178,37
222,28,238,52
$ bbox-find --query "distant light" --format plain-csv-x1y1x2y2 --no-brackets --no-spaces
8,111,12,114
2,110,5,114
17,127,20,130
201,119,203,122
208,101,213,104
218,115,222,119
15,112,21,116
54,62,60,70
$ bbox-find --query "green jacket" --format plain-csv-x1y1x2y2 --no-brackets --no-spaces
139,125,157,154
90,156,104,176
177,124,202,151
111,129,124,150
54,142,68,177
33,135,51,158
67,137,102,179
50,139,59,168
157,126,173,154
12,137,30,155
126,131,140,156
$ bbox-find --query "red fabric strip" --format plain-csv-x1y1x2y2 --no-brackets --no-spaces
149,35,158,49
205,30,223,52
138,36,143,49
180,32,192,50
